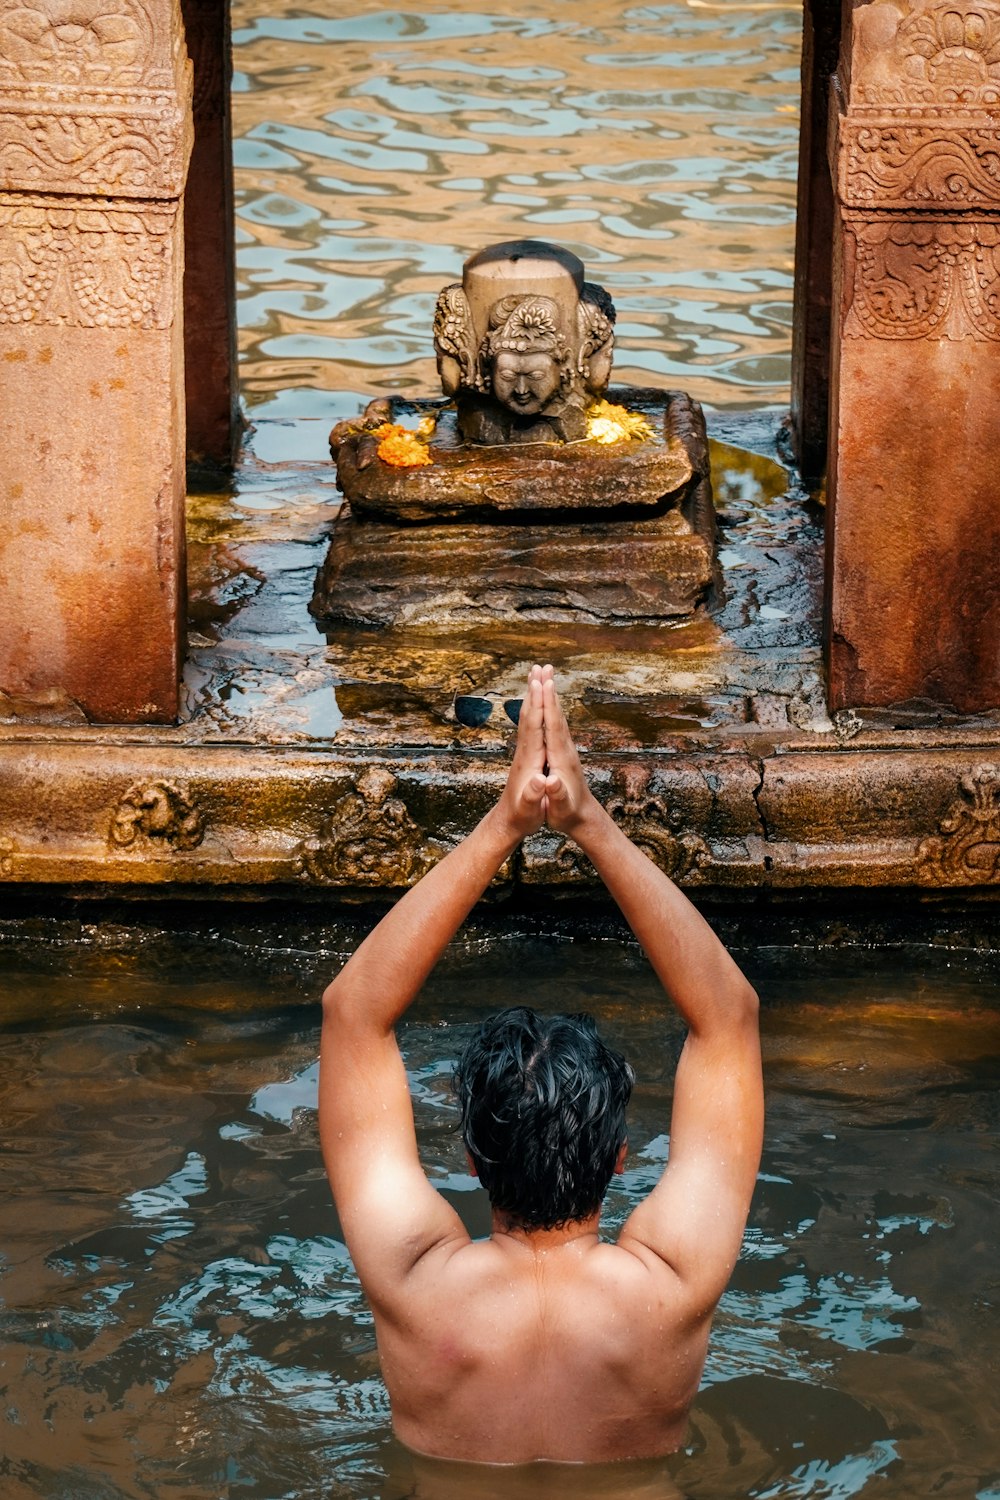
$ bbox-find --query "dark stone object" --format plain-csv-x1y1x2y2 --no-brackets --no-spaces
329,389,698,524
313,391,716,630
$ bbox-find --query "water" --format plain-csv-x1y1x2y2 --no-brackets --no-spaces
2,931,1000,1497
12,4,997,1495
230,0,803,458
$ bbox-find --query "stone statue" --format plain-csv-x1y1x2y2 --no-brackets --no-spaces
314,237,717,631
433,240,616,445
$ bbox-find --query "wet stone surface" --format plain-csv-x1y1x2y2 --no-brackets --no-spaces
179,412,822,752
315,389,718,630
3,415,1000,898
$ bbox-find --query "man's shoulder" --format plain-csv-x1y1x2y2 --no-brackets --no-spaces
409,1232,686,1309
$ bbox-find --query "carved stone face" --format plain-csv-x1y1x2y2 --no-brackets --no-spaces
492,349,562,415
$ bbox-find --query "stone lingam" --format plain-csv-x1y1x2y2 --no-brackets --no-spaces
311,240,717,629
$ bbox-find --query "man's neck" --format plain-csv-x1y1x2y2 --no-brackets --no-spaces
490,1209,602,1251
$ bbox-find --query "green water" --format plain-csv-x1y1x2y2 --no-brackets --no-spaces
1,930,999,1497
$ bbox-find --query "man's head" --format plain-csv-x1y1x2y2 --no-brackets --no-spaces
453,1007,634,1232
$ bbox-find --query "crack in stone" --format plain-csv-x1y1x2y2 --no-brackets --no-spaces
751,755,774,877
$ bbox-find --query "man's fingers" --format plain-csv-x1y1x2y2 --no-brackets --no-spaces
514,668,545,769
542,676,575,758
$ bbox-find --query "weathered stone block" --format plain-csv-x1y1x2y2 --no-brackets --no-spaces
0,0,192,724
313,391,716,630
332,390,698,524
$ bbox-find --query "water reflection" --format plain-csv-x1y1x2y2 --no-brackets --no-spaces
231,0,801,448
2,940,1000,1496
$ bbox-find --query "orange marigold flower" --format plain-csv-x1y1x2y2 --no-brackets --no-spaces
374,422,433,468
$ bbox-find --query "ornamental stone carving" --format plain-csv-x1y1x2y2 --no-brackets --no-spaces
606,777,708,885
536,772,707,886
825,2,1000,714
109,780,205,850
837,2,1000,213
851,0,1000,109
0,836,14,876
917,764,1000,883
842,218,1000,340
432,241,615,446
839,124,1000,209
299,767,434,887
0,199,174,327
0,0,156,82
0,0,190,199
0,0,190,725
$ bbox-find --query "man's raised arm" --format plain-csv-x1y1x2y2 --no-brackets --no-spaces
540,672,763,1309
318,667,550,1302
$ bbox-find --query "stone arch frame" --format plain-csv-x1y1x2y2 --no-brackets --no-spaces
4,0,1000,721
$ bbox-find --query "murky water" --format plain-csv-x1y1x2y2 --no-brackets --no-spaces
2,932,1000,1497
230,0,802,458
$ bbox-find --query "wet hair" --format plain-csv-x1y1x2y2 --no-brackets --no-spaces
453,1007,634,1231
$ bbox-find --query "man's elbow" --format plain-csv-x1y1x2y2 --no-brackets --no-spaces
738,980,760,1029
322,975,355,1024
321,975,378,1034
723,978,759,1036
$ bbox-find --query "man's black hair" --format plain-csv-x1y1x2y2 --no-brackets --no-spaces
453,1006,634,1231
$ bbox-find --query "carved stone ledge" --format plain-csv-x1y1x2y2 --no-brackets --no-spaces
606,785,709,885
297,767,436,888
109,780,205,851
520,768,709,887
917,764,1000,884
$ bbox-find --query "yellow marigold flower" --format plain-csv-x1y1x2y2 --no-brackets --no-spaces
374,422,433,469
586,401,656,445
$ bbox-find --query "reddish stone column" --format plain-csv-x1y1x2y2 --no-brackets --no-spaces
825,0,1000,714
0,0,192,723
181,0,241,469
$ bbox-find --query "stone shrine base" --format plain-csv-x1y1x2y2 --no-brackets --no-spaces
312,390,717,629
2,412,1000,908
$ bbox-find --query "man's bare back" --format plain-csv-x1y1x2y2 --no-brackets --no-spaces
319,667,763,1465
368,1228,712,1463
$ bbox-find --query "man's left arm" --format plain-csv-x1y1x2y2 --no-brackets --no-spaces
318,669,548,1302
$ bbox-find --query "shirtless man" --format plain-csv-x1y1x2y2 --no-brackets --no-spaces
319,665,763,1465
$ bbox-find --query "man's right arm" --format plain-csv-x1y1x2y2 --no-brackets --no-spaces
541,674,763,1312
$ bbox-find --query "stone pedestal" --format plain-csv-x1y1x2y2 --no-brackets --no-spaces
0,0,192,723
312,390,717,630
825,0,1000,714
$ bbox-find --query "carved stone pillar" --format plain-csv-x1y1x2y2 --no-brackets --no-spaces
0,0,192,723
826,0,1000,713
